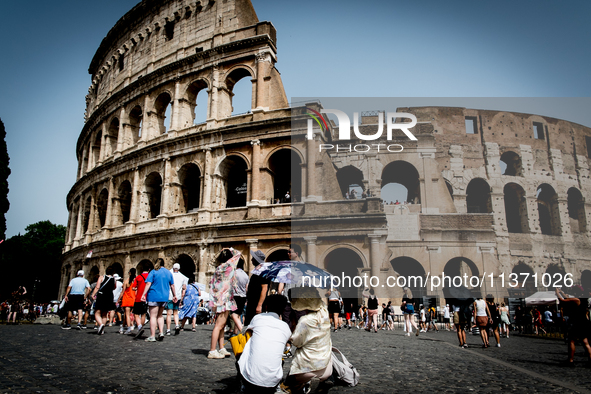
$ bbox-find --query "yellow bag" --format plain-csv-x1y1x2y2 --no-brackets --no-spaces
229,331,251,356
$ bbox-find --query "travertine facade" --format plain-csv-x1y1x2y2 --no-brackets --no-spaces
60,0,591,304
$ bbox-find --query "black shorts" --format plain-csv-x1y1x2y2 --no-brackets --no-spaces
132,302,147,315
66,295,85,312
328,300,341,314
232,296,246,316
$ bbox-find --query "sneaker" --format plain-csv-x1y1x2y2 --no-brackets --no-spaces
145,336,156,342
157,334,165,341
208,350,225,359
406,332,411,336
97,324,105,335
166,330,171,336
81,325,87,329
61,324,71,330
76,324,82,330
192,328,196,332
135,328,145,339
175,325,180,336
124,327,132,335
119,326,125,334
219,348,231,357
496,344,501,347
108,323,113,327
93,326,98,330
463,344,469,348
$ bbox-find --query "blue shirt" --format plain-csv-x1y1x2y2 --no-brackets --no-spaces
146,268,174,303
68,277,90,295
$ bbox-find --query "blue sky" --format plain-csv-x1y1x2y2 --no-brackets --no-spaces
0,0,590,237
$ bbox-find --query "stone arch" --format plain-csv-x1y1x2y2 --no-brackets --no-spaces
390,257,426,301
321,244,369,270
136,259,154,273
268,148,302,203
266,248,290,262
145,172,163,219
176,254,197,282
96,188,109,228
217,155,249,208
444,179,454,201
178,162,201,213
567,187,586,234
88,265,100,284
185,79,209,126
504,182,529,233
128,105,143,144
537,183,561,235
500,151,522,176
544,263,567,290
82,195,92,234
337,166,364,198
108,262,124,278
466,178,492,213
224,66,254,116
153,91,173,135
323,247,365,299
511,262,536,297
381,161,420,204
442,257,481,300
581,270,591,292
107,117,119,156
116,180,132,225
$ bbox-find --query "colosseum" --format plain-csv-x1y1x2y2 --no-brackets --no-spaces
60,0,591,307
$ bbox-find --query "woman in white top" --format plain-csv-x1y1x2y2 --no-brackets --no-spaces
473,297,492,348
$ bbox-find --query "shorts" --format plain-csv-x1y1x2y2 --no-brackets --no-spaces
368,309,378,318
66,295,85,312
476,316,489,327
166,301,180,310
387,315,393,322
133,302,147,315
232,296,246,316
404,307,414,315
345,312,352,320
147,301,167,307
328,300,341,314
443,317,450,323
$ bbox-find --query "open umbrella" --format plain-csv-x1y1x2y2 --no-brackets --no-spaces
252,260,332,287
525,291,558,306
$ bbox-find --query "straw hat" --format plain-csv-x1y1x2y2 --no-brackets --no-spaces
290,287,325,311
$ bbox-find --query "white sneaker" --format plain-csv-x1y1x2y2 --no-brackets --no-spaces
218,348,231,357
496,344,501,347
208,350,224,359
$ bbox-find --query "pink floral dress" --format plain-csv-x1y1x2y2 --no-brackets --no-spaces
209,249,241,313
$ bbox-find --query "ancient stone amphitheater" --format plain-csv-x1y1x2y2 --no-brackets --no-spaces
59,0,591,304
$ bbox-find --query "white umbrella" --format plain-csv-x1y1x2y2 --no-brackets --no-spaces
525,291,558,306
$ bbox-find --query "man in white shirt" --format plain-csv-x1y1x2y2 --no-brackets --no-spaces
237,295,291,392
62,270,91,330
166,263,188,335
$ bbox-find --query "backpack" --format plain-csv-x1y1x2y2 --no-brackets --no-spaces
331,347,360,387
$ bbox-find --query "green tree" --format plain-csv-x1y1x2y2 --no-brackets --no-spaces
0,221,66,302
0,118,10,240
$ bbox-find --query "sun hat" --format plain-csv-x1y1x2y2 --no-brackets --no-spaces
251,250,266,266
290,287,325,312
173,263,180,270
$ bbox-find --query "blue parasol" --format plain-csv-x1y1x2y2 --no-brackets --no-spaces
251,260,332,287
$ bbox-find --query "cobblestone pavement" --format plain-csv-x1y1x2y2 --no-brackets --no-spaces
1,324,591,393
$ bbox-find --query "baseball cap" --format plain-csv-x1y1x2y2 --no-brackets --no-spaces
77,270,85,276
251,250,266,266
173,263,180,270
113,274,121,280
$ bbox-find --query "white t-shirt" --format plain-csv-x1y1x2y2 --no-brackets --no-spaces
444,306,450,319
233,269,249,298
238,312,291,388
113,281,123,302
169,270,189,301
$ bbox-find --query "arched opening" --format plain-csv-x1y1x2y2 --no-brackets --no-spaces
96,188,109,228
266,249,289,262
186,80,208,125
268,149,302,203
178,163,201,213
226,68,252,116
544,264,567,290
500,151,522,176
381,161,420,204
129,105,143,143
70,204,79,241
108,118,119,156
466,178,492,213
504,183,529,233
176,254,196,282
390,257,426,305
219,156,248,208
108,262,124,278
336,166,364,199
510,263,536,297
145,172,163,219
537,184,561,235
445,180,454,201
324,248,364,299
442,257,481,300
116,181,132,225
581,270,591,292
136,259,154,273
154,92,172,135
567,187,586,234
88,266,99,284
92,131,102,166
82,196,92,234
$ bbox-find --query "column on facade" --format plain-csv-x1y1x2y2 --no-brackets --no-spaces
117,107,126,153
130,167,141,222
255,52,270,110
171,79,181,131
209,66,220,121
304,236,317,267
201,148,213,210
98,123,106,163
87,192,96,234
250,140,261,203
139,95,150,142
245,239,259,273
75,202,84,240
368,234,381,279
104,177,114,229
161,158,171,216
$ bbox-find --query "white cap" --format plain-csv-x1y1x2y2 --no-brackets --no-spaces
173,263,180,270
77,270,85,276
113,274,121,279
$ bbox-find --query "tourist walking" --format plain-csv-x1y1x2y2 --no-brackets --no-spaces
62,270,91,330
366,289,379,333
327,287,342,332
179,278,201,331
131,267,150,337
91,266,116,335
486,295,501,347
473,296,492,348
443,304,451,331
141,258,177,342
556,287,591,366
166,263,188,336
244,250,270,326
499,303,511,338
118,268,137,335
402,287,419,336
231,258,248,334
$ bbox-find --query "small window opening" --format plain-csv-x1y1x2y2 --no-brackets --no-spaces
165,21,175,40
533,122,545,140
119,54,125,72
465,117,477,134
